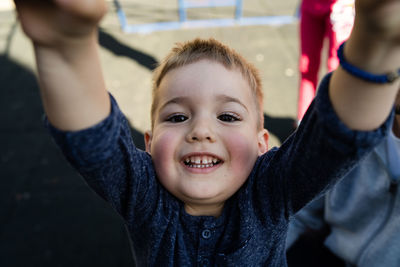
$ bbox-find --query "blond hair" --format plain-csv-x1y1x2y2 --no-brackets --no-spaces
151,38,264,130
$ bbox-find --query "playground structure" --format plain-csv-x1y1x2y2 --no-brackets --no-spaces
113,0,296,34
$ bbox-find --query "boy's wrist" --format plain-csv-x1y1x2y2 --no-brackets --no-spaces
338,42,400,83
33,31,99,62
344,27,400,75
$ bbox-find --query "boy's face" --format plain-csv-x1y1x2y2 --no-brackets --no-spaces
145,59,268,216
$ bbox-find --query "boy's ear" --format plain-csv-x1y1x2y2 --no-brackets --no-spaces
257,129,269,155
144,131,152,153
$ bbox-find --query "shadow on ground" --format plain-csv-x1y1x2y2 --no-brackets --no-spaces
0,54,136,266
99,29,158,71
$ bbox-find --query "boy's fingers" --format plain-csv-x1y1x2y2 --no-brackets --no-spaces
14,0,107,22
14,0,107,45
356,0,400,16
354,0,400,42
54,0,107,22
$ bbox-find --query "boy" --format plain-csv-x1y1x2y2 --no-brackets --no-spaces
14,0,400,265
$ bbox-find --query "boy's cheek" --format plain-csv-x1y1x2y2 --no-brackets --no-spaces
224,133,259,172
150,131,177,165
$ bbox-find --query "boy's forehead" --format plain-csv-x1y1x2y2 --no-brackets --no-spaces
160,60,249,91
157,60,253,104
163,59,235,78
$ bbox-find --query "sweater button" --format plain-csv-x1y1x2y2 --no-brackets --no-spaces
201,258,210,266
201,229,211,239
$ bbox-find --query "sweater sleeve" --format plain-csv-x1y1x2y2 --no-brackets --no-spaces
253,73,393,219
44,93,160,224
285,195,326,249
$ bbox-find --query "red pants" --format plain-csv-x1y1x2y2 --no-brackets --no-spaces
297,4,339,121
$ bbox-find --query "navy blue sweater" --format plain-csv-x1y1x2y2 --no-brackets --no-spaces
46,74,391,266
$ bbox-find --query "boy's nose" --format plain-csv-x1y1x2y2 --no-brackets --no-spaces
186,120,216,143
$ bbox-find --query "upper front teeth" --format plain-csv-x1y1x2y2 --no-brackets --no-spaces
184,156,219,165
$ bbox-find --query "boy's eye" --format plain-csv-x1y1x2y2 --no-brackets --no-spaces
218,113,241,122
166,114,188,123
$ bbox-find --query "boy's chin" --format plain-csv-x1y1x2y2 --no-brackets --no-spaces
183,200,226,217
183,183,232,201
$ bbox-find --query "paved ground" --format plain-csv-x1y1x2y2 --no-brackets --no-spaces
0,0,301,266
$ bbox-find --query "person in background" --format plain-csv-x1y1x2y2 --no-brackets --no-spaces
297,0,354,124
287,92,400,267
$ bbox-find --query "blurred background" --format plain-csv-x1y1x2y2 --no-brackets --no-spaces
0,0,300,266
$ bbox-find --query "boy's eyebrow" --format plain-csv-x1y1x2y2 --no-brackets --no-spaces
215,94,249,112
159,96,189,111
159,95,249,112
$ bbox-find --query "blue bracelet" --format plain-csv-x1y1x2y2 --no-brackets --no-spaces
337,42,400,83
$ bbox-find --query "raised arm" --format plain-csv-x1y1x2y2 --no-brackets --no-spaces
14,0,110,131
329,0,400,130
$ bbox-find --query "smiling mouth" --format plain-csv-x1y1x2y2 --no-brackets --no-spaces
183,155,222,168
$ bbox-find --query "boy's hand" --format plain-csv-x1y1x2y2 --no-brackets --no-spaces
14,0,107,46
355,0,400,43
